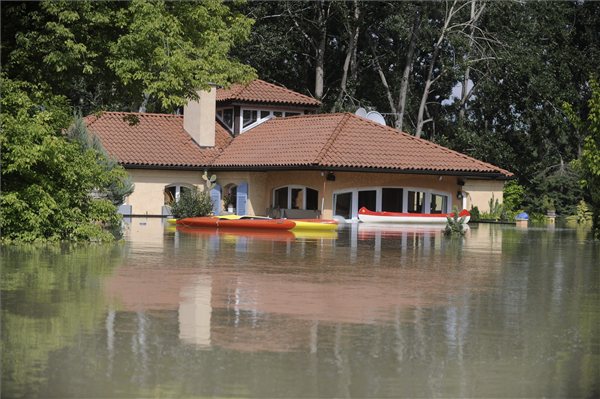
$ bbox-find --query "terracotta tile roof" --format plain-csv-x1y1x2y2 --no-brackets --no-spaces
213,113,512,177
85,112,232,168
217,79,321,107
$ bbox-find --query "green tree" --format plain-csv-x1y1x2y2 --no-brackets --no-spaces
566,77,600,238
0,77,128,242
1,0,256,113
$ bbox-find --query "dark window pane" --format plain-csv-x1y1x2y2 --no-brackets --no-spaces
222,108,234,129
274,187,288,208
273,111,283,117
358,190,376,212
430,194,448,214
243,110,258,128
306,188,318,210
260,110,271,119
382,188,403,212
407,191,424,213
335,192,352,219
291,188,302,209
285,112,300,117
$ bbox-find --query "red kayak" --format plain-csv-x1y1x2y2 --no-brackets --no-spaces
177,216,296,230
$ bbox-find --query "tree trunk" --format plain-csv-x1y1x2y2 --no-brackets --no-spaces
138,93,150,113
396,8,421,132
415,0,461,138
336,0,360,109
314,1,328,100
369,37,399,118
458,0,485,125
415,43,441,138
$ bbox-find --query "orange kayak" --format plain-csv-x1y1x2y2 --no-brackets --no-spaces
177,217,296,230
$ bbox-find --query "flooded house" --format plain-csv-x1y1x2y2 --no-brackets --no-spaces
86,79,512,220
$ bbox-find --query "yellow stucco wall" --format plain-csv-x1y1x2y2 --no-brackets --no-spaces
125,169,205,215
463,179,505,212
124,168,506,217
262,171,463,218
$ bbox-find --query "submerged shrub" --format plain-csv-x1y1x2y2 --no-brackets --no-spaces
444,207,467,236
170,188,213,218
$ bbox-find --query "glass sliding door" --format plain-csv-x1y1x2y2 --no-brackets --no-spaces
382,188,403,212
334,192,352,219
274,187,288,209
430,193,448,214
407,190,425,213
358,190,377,212
306,188,319,210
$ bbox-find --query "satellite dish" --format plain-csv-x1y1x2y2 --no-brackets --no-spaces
355,107,367,118
366,111,386,126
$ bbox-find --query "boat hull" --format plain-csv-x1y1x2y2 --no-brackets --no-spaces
358,207,470,224
177,217,296,230
176,216,339,231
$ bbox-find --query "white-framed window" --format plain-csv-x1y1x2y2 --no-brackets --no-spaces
240,108,305,133
216,108,234,130
164,184,193,204
332,187,452,220
273,185,319,210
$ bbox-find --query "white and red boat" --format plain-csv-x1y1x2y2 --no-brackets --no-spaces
358,207,470,224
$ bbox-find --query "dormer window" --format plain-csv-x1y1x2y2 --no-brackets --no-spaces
240,108,306,133
242,109,259,128
217,108,234,130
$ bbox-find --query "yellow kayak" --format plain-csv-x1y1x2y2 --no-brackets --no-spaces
290,220,338,231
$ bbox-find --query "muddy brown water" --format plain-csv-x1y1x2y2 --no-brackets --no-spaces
1,220,598,398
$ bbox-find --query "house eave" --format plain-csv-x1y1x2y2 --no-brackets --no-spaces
122,163,210,171
207,164,512,179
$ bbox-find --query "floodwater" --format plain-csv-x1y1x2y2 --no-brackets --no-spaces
1,220,599,398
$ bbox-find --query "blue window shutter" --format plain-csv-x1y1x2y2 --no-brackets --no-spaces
236,182,248,216
210,184,221,216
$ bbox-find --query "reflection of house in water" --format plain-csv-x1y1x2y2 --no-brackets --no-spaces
105,226,503,352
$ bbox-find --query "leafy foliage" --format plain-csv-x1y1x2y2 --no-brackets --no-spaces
1,0,256,113
66,114,134,206
469,206,481,222
0,77,128,242
479,194,505,221
566,200,593,226
234,1,600,216
170,188,214,219
503,180,525,214
565,77,600,237
444,207,467,236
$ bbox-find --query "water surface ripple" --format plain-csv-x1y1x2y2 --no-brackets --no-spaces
1,220,598,398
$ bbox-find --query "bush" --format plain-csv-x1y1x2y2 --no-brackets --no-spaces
503,180,525,213
170,188,213,218
444,207,467,236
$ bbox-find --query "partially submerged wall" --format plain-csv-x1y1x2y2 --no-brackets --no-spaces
122,168,505,217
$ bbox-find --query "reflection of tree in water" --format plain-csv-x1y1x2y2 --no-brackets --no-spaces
1,244,124,398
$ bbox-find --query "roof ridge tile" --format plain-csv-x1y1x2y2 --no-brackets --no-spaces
314,114,351,164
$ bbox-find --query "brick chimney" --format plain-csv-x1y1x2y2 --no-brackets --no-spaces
183,86,216,147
